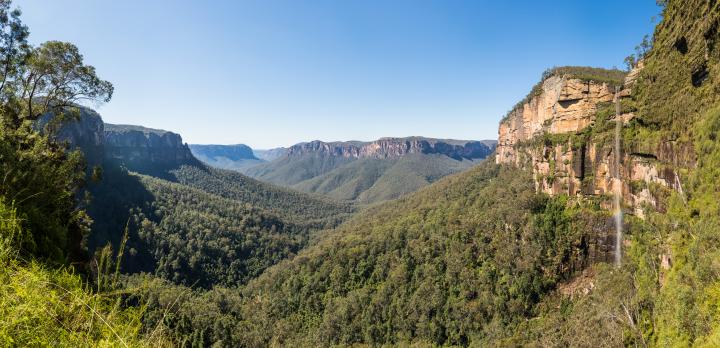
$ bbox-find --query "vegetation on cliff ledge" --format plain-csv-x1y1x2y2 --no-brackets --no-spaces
3,0,720,346
502,66,627,123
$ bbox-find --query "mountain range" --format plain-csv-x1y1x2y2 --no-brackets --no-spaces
47,113,355,288
189,144,265,171
4,1,718,346
191,137,496,203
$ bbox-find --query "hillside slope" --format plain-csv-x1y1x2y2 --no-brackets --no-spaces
100,122,355,228
226,161,614,346
253,147,287,161
293,153,481,203
43,114,357,288
244,137,495,203
88,164,324,288
147,2,720,346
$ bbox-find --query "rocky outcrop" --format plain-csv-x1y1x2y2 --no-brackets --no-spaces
287,140,365,158
496,67,686,219
104,124,196,171
189,144,265,171
287,137,496,161
528,139,686,218
497,77,615,165
189,144,258,161
37,106,106,166
38,107,200,176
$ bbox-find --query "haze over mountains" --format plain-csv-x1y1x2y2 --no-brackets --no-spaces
44,106,498,291
191,137,496,203
6,1,720,347
45,111,355,288
189,144,265,171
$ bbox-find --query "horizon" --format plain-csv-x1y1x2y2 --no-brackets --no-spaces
16,0,660,148
190,135,498,150
6,2,720,346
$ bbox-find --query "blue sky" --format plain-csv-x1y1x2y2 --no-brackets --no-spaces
15,0,660,148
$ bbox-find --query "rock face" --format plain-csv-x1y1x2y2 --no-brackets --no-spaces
189,144,258,161
38,108,199,176
244,137,496,203
104,124,196,171
37,107,106,166
528,140,686,218
287,137,496,160
496,67,687,219
189,144,265,171
497,77,614,165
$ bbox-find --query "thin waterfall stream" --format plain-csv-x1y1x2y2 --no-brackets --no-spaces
613,87,623,267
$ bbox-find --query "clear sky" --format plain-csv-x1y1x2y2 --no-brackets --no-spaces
14,0,660,149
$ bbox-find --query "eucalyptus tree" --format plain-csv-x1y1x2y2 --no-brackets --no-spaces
21,41,113,121
0,0,113,262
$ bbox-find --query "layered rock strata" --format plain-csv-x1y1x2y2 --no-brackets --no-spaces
287,137,496,161
496,68,686,218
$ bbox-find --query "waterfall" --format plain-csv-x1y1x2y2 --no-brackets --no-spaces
613,88,623,267
675,172,687,204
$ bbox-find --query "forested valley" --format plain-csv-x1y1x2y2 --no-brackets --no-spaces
1,0,720,347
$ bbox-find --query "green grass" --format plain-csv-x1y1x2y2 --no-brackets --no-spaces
0,199,169,347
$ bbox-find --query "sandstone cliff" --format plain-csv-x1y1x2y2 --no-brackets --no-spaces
496,76,614,165
287,137,496,160
39,108,198,177
496,66,687,218
37,106,106,166
189,144,264,171
244,137,496,203
104,124,196,171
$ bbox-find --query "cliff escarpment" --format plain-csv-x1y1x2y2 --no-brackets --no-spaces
104,124,196,171
37,107,106,166
496,74,615,164
189,144,264,171
496,66,688,218
287,137,495,160
245,137,496,203
41,111,199,175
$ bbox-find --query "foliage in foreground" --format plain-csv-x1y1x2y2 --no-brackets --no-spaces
0,199,169,347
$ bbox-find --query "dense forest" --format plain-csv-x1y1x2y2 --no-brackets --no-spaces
1,0,719,347
88,163,324,288
291,153,483,203
129,1,720,346
166,164,355,228
242,139,494,204
136,160,612,346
